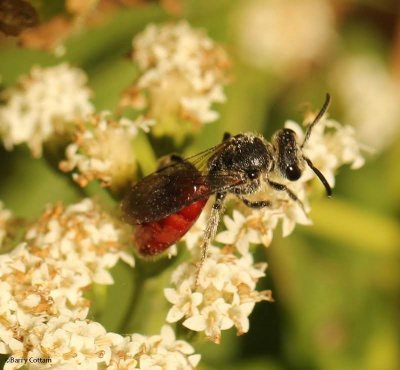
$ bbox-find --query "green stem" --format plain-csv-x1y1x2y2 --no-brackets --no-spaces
133,131,158,176
118,254,184,334
118,265,146,334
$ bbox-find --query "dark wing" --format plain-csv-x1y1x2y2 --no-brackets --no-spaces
121,141,246,224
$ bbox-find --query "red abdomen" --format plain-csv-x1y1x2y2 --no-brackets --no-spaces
133,198,208,256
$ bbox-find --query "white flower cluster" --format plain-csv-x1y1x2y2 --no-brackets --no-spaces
17,317,120,369
130,21,230,125
59,112,153,188
108,325,200,370
234,0,335,75
331,55,400,151
6,320,199,370
4,318,200,370
0,199,200,369
0,200,133,361
165,246,272,343
0,63,94,157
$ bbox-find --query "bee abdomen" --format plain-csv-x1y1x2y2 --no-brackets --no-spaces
133,198,208,256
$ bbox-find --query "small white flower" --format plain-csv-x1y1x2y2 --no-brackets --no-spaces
216,210,266,255
165,246,272,343
228,302,255,335
279,195,312,237
0,63,94,157
21,294,41,309
183,297,234,340
127,21,230,130
164,284,203,322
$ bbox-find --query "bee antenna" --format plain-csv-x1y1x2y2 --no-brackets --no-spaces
301,93,331,149
303,155,332,197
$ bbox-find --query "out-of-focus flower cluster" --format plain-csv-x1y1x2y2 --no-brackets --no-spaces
124,21,230,133
59,112,154,189
330,55,400,151
0,63,94,157
234,0,335,75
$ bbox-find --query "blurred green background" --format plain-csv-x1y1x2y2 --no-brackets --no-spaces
0,1,399,369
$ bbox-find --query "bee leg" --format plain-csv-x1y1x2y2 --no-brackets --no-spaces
267,179,306,214
223,132,231,141
240,197,272,209
195,192,226,287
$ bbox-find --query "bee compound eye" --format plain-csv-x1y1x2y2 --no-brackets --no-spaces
285,165,302,181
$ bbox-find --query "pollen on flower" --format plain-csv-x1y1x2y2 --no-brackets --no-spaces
25,199,135,282
59,112,153,190
124,20,230,130
165,246,272,343
0,63,94,157
24,316,123,368
0,199,134,361
216,209,278,254
0,197,200,368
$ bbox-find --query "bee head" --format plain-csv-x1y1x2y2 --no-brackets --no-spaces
270,94,333,197
272,128,305,181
